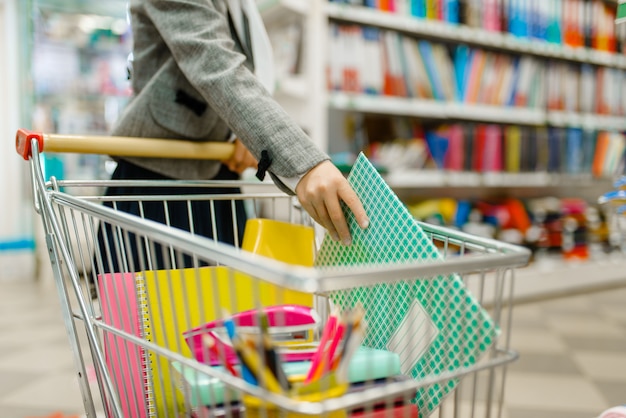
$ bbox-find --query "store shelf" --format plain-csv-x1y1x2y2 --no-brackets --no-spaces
547,111,626,131
464,257,626,306
329,93,626,131
326,3,626,70
329,92,546,125
388,170,613,199
36,0,129,19
446,102,545,125
329,92,446,117
385,171,608,190
512,257,626,303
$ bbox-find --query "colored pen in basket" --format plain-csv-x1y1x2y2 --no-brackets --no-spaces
239,335,285,394
304,307,338,383
202,334,239,377
334,308,366,380
333,303,365,370
310,316,346,382
259,310,291,390
223,314,258,386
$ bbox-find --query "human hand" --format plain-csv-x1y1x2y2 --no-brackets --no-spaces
296,160,369,246
223,139,258,174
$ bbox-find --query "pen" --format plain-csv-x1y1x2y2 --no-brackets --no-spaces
259,310,291,390
310,316,346,382
305,307,339,383
334,304,365,371
223,314,258,386
202,334,239,377
239,335,285,394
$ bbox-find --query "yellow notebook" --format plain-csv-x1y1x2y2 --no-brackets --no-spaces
140,219,316,416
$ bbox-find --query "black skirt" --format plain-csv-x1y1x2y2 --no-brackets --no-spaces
96,160,247,273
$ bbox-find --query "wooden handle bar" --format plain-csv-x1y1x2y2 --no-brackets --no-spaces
16,129,235,161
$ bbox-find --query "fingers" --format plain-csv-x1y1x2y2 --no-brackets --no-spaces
296,161,369,246
337,182,369,230
300,199,340,242
224,139,258,174
322,191,351,245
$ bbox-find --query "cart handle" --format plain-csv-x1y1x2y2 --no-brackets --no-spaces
15,128,235,161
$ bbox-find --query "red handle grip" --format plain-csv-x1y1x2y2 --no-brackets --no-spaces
16,129,44,160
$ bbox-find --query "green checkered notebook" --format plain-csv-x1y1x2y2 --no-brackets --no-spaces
315,153,498,416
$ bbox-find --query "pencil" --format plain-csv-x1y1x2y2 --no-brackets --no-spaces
258,310,291,390
334,303,365,370
238,335,285,394
223,315,258,386
305,307,339,383
310,316,346,382
202,334,239,377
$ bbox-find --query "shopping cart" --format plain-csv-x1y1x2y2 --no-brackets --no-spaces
17,129,530,418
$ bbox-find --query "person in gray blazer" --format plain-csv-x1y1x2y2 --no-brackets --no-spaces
98,0,368,272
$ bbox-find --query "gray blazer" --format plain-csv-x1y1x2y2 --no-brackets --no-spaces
113,0,328,190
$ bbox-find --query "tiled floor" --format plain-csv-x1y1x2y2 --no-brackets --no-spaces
1,278,625,418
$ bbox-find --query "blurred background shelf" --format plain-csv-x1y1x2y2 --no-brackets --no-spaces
386,171,613,200
511,257,626,303
326,3,626,69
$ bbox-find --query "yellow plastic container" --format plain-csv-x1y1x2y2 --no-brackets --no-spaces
241,218,317,308
242,218,316,267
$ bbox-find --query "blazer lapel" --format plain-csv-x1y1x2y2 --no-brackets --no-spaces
225,0,253,62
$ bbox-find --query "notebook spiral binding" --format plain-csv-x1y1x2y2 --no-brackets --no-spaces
136,274,156,417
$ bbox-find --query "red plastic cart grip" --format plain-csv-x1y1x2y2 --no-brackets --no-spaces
15,129,44,160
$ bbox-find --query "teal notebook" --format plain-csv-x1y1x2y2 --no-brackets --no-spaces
173,347,400,407
315,153,498,416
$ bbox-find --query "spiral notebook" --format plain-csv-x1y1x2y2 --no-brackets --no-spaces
100,266,313,417
315,153,498,416
99,272,150,418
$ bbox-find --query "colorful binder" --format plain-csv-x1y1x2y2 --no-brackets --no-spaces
315,154,498,417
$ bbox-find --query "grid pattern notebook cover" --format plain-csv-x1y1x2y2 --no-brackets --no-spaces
315,153,498,416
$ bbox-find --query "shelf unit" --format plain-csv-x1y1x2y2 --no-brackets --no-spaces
326,2,626,70
472,257,626,306
386,171,614,202
329,93,626,131
512,257,626,303
261,1,626,299
264,2,626,132
329,92,547,125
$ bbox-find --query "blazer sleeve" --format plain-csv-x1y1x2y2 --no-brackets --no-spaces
143,0,329,179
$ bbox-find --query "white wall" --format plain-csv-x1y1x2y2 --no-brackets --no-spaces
0,0,36,281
